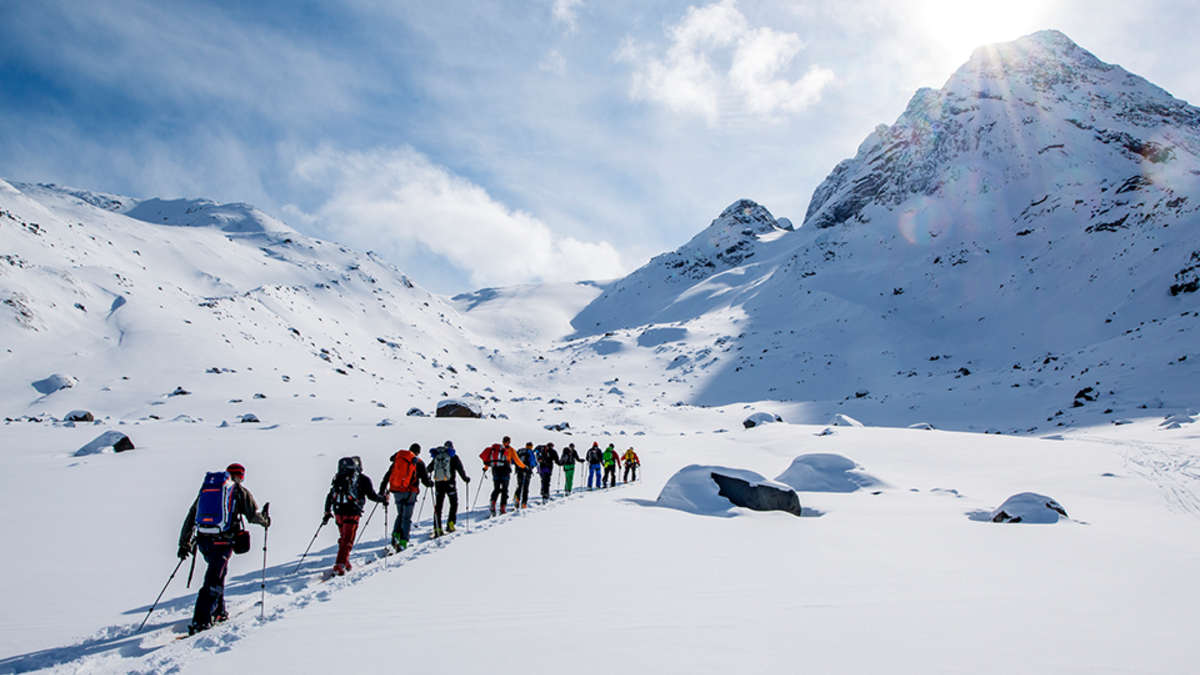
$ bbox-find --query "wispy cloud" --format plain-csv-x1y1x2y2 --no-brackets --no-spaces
553,0,585,33
287,146,626,292
617,0,836,126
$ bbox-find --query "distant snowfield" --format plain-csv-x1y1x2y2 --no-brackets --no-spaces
2,412,1199,674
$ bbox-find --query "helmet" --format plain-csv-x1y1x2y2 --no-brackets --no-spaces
226,463,246,480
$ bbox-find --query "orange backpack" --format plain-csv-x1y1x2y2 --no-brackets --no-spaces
388,450,418,491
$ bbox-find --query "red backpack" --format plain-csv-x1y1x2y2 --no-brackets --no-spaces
480,444,508,468
388,450,418,492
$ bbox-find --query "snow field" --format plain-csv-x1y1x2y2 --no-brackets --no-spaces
3,414,1199,674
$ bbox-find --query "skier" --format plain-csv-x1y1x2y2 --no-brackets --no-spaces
427,441,471,537
379,443,433,551
585,442,603,490
559,442,582,494
514,441,539,508
537,441,561,502
480,436,526,515
323,456,385,576
177,462,270,636
601,443,621,488
622,447,641,483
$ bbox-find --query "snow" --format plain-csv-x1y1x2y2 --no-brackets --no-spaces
2,29,1200,675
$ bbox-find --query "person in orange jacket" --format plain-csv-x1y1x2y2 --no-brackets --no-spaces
479,436,526,515
622,447,641,482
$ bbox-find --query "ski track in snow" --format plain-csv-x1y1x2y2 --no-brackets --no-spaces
0,483,630,675
1082,436,1200,518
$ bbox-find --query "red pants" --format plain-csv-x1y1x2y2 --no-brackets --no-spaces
335,514,360,568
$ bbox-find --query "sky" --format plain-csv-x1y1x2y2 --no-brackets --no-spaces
1,0,1197,295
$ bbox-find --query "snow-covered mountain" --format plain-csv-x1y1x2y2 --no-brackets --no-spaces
557,30,1200,432
0,180,503,425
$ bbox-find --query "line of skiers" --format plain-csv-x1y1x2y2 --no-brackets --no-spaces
174,441,641,636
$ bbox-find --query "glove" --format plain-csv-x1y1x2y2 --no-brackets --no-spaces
322,513,332,526
465,476,471,483
178,544,191,560
262,514,272,528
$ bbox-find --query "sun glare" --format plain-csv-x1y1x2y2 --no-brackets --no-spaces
914,0,1056,64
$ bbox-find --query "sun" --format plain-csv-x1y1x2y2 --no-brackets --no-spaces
913,0,1058,63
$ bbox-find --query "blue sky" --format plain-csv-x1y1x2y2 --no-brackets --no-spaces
2,0,1196,294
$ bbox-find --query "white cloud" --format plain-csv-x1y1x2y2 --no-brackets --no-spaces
553,0,584,32
617,0,836,126
288,146,626,290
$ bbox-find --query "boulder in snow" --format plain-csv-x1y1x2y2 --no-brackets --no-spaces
75,431,134,456
743,412,783,429
544,422,571,432
828,414,864,427
406,407,427,418
657,465,801,517
990,493,1068,524
64,410,94,423
436,398,482,419
32,374,77,395
774,454,885,493
239,413,260,424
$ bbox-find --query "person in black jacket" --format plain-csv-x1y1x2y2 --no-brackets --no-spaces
537,442,561,502
178,462,270,635
427,441,471,537
323,456,385,576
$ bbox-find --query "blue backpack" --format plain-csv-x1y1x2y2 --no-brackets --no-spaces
195,471,236,535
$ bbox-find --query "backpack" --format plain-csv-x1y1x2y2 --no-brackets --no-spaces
483,444,508,468
388,451,418,491
587,447,602,464
331,456,363,509
537,446,555,469
602,449,615,466
430,448,453,482
517,447,535,469
195,471,237,535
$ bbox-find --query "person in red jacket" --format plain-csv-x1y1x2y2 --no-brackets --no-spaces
480,436,526,515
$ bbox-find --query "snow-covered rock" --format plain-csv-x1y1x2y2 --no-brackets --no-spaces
74,431,134,456
436,398,482,419
990,492,1069,524
31,374,76,395
743,412,783,429
657,465,800,517
774,454,885,493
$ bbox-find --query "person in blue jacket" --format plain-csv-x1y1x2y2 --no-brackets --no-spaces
514,441,538,508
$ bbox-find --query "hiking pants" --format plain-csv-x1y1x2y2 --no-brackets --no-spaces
564,465,576,493
335,514,360,569
587,463,602,489
515,468,533,506
193,536,233,627
624,463,638,482
603,463,617,488
539,470,553,500
490,471,510,510
391,491,418,544
434,481,459,527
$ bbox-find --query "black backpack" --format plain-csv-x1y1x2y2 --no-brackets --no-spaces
331,456,362,510
517,447,534,469
587,447,602,464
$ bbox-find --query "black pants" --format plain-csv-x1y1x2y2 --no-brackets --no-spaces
539,470,553,500
515,469,533,506
490,471,510,509
434,481,459,526
603,464,617,487
194,536,233,627
624,463,638,482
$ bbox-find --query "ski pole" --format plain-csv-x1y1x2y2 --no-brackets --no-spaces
291,518,326,576
137,556,185,634
186,542,197,588
260,503,270,622
464,480,470,533
354,501,379,547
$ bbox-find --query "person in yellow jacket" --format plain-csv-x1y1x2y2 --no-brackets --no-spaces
622,447,641,483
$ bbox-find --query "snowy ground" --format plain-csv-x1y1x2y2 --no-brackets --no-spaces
2,409,1199,674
